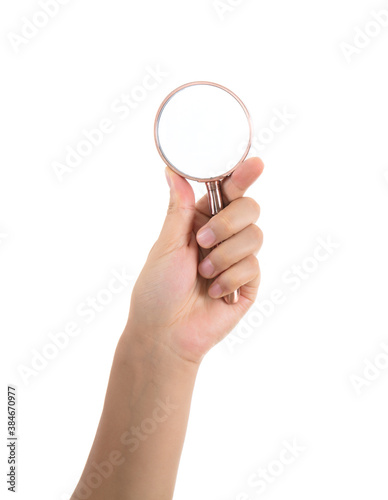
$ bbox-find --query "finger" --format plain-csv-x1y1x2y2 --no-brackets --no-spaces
208,255,260,299
198,224,263,279
160,168,196,246
195,157,264,216
222,157,264,203
239,264,261,303
196,197,260,248
193,210,210,236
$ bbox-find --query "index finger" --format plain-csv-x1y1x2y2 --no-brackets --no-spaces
195,157,264,216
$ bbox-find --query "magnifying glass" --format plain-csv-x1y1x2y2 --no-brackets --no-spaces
154,81,253,304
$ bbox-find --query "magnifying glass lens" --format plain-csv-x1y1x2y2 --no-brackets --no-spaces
156,83,251,180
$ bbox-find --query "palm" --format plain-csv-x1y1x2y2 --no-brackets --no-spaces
128,158,263,364
133,202,254,363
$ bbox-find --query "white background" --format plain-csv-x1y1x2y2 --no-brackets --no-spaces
1,0,388,499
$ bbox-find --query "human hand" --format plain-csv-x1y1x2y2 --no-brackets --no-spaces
126,157,264,365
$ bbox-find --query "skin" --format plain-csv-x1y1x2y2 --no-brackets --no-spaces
71,157,264,500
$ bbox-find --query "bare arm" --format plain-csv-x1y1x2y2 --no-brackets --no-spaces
71,330,198,500
71,157,264,500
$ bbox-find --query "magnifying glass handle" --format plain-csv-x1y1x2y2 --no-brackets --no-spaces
205,181,240,305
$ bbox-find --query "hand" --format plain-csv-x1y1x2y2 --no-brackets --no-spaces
126,157,264,365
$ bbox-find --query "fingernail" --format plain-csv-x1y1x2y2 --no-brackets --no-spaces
209,283,222,298
199,257,214,277
197,227,216,247
165,168,171,188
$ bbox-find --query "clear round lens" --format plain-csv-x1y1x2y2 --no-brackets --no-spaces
156,83,251,180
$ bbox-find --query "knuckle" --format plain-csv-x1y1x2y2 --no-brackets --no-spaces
249,225,263,251
244,197,261,219
212,245,229,271
167,204,196,217
166,206,176,216
217,212,235,235
249,223,263,241
166,203,179,216
247,254,260,274
218,272,238,293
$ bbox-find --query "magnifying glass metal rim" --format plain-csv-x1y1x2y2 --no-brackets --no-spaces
154,81,253,182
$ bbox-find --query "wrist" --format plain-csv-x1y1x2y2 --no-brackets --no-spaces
120,321,200,384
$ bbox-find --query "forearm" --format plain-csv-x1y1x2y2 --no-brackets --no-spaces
71,327,199,500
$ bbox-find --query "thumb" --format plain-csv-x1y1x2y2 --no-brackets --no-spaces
157,167,196,250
